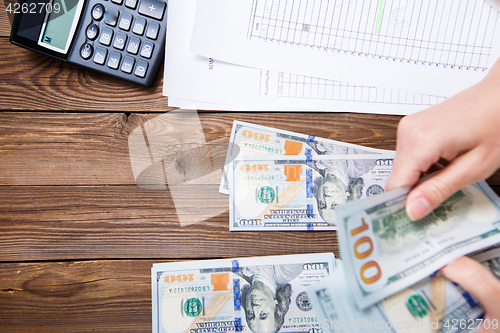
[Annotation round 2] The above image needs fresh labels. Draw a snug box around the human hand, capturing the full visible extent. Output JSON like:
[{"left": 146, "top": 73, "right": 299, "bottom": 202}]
[
  {"left": 385, "top": 58, "right": 500, "bottom": 220},
  {"left": 440, "top": 256, "right": 500, "bottom": 333}
]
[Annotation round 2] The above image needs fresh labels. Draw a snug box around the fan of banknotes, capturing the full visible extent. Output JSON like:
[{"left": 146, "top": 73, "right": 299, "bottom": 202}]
[
  {"left": 152, "top": 121, "right": 500, "bottom": 333},
  {"left": 221, "top": 121, "right": 396, "bottom": 231},
  {"left": 308, "top": 247, "right": 500, "bottom": 333}
]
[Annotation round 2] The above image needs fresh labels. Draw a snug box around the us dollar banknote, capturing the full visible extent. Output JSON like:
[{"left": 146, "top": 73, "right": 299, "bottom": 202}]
[
  {"left": 220, "top": 121, "right": 391, "bottom": 194},
  {"left": 307, "top": 250, "right": 500, "bottom": 333},
  {"left": 151, "top": 253, "right": 335, "bottom": 333},
  {"left": 229, "top": 154, "right": 395, "bottom": 231},
  {"left": 335, "top": 181, "right": 500, "bottom": 309}
]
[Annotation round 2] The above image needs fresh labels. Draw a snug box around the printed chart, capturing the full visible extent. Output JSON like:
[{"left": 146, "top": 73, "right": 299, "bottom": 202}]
[
  {"left": 248, "top": 0, "right": 498, "bottom": 71},
  {"left": 276, "top": 72, "right": 446, "bottom": 106}
]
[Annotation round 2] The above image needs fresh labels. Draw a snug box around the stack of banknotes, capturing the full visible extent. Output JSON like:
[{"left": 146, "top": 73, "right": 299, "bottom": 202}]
[
  {"left": 220, "top": 121, "right": 396, "bottom": 231},
  {"left": 152, "top": 121, "right": 500, "bottom": 333}
]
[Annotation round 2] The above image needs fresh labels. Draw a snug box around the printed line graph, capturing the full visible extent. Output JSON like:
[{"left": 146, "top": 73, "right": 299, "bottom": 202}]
[
  {"left": 275, "top": 72, "right": 446, "bottom": 105},
  {"left": 248, "top": 0, "right": 498, "bottom": 71}
]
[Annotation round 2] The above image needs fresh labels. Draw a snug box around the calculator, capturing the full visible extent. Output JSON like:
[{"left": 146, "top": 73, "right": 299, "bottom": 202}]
[{"left": 10, "top": 0, "right": 167, "bottom": 86}]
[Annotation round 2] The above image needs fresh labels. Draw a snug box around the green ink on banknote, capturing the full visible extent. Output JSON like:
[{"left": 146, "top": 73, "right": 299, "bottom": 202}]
[
  {"left": 407, "top": 295, "right": 429, "bottom": 317},
  {"left": 184, "top": 297, "right": 203, "bottom": 317},
  {"left": 258, "top": 186, "right": 276, "bottom": 204}
]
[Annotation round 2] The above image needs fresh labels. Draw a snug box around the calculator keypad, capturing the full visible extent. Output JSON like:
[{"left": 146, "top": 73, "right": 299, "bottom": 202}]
[{"left": 75, "top": 0, "right": 166, "bottom": 85}]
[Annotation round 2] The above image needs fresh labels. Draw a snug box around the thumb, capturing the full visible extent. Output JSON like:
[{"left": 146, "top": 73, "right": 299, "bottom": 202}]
[
  {"left": 440, "top": 256, "right": 500, "bottom": 315},
  {"left": 404, "top": 148, "right": 491, "bottom": 220}
]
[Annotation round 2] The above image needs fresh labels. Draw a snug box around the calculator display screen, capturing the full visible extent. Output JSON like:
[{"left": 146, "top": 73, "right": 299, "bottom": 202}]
[{"left": 38, "top": 0, "right": 85, "bottom": 54}]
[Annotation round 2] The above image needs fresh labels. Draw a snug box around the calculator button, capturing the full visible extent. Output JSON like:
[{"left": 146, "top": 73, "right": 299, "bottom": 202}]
[
  {"left": 113, "top": 32, "right": 127, "bottom": 50},
  {"left": 127, "top": 37, "right": 141, "bottom": 54},
  {"left": 80, "top": 43, "right": 93, "bottom": 59},
  {"left": 104, "top": 8, "right": 119, "bottom": 27},
  {"left": 86, "top": 24, "right": 99, "bottom": 40},
  {"left": 121, "top": 56, "right": 135, "bottom": 73},
  {"left": 134, "top": 60, "right": 148, "bottom": 78},
  {"left": 93, "top": 47, "right": 108, "bottom": 65},
  {"left": 140, "top": 41, "right": 154, "bottom": 59},
  {"left": 119, "top": 13, "right": 133, "bottom": 31},
  {"left": 146, "top": 21, "right": 160, "bottom": 40},
  {"left": 99, "top": 27, "right": 113, "bottom": 46},
  {"left": 138, "top": 0, "right": 165, "bottom": 20},
  {"left": 92, "top": 4, "right": 104, "bottom": 20},
  {"left": 132, "top": 17, "right": 146, "bottom": 35},
  {"left": 111, "top": 0, "right": 123, "bottom": 4},
  {"left": 107, "top": 52, "right": 121, "bottom": 69},
  {"left": 125, "top": 0, "right": 137, "bottom": 9}
]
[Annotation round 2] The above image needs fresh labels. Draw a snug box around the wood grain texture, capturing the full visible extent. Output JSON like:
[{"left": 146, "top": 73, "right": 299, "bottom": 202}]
[
  {"left": 0, "top": 37, "right": 173, "bottom": 111},
  {"left": 0, "top": 260, "right": 157, "bottom": 332},
  {"left": 0, "top": 185, "right": 339, "bottom": 261},
  {"left": 0, "top": 112, "right": 401, "bottom": 185},
  {"left": 0, "top": 0, "right": 13, "bottom": 37}
]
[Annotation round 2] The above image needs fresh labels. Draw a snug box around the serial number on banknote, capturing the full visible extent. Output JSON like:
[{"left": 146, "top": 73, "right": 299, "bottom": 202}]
[{"left": 168, "top": 286, "right": 211, "bottom": 293}]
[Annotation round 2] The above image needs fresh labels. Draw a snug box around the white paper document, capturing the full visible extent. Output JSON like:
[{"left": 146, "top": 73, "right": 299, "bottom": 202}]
[
  {"left": 190, "top": 0, "right": 500, "bottom": 96},
  {"left": 164, "top": 0, "right": 447, "bottom": 114}
]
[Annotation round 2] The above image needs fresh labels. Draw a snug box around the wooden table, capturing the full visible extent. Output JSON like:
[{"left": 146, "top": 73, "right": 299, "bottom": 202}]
[{"left": 1, "top": 7, "right": 499, "bottom": 333}]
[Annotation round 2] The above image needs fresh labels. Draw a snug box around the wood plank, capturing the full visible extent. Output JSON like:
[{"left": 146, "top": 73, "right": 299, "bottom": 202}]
[
  {"left": 0, "top": 112, "right": 399, "bottom": 185},
  {"left": 0, "top": 185, "right": 340, "bottom": 261},
  {"left": 0, "top": 112, "right": 137, "bottom": 185},
  {"left": 2, "top": 182, "right": 500, "bottom": 262},
  {"left": 2, "top": 111, "right": 500, "bottom": 184},
  {"left": 0, "top": 38, "right": 173, "bottom": 111},
  {"left": 0, "top": 260, "right": 156, "bottom": 332}
]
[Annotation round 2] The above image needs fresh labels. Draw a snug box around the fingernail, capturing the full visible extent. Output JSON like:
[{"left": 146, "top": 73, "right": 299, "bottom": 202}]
[
  {"left": 407, "top": 197, "right": 432, "bottom": 221},
  {"left": 439, "top": 263, "right": 452, "bottom": 276}
]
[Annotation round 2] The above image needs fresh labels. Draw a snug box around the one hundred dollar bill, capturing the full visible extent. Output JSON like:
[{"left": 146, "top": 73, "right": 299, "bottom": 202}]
[
  {"left": 151, "top": 253, "right": 335, "bottom": 333},
  {"left": 229, "top": 154, "right": 395, "bottom": 231},
  {"left": 336, "top": 181, "right": 500, "bottom": 309},
  {"left": 307, "top": 252, "right": 500, "bottom": 333},
  {"left": 220, "top": 121, "right": 391, "bottom": 194}
]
